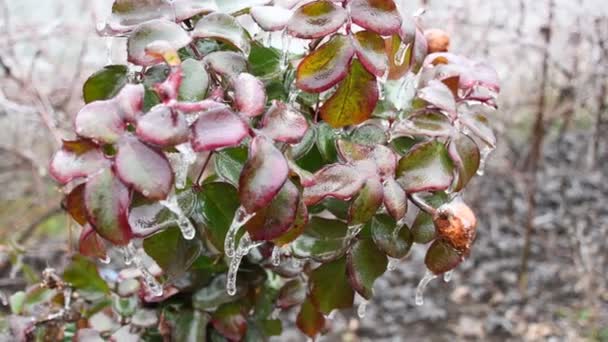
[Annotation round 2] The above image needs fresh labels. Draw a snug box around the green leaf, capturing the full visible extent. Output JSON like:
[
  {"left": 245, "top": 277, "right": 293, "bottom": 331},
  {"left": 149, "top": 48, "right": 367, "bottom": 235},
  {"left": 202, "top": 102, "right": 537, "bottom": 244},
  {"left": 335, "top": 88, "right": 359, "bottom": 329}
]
[
  {"left": 143, "top": 226, "right": 202, "bottom": 280},
  {"left": 396, "top": 140, "right": 454, "bottom": 193},
  {"left": 291, "top": 217, "right": 349, "bottom": 262},
  {"left": 425, "top": 239, "right": 462, "bottom": 274},
  {"left": 353, "top": 30, "right": 388, "bottom": 76},
  {"left": 315, "top": 122, "right": 339, "bottom": 163},
  {"left": 310, "top": 257, "right": 354, "bottom": 314},
  {"left": 127, "top": 19, "right": 192, "bottom": 66},
  {"left": 196, "top": 182, "right": 240, "bottom": 253},
  {"left": 192, "top": 13, "right": 251, "bottom": 55},
  {"left": 83, "top": 65, "right": 128, "bottom": 104},
  {"left": 248, "top": 42, "right": 281, "bottom": 77},
  {"left": 179, "top": 58, "right": 209, "bottom": 102},
  {"left": 370, "top": 214, "right": 412, "bottom": 258},
  {"left": 320, "top": 59, "right": 379, "bottom": 128},
  {"left": 347, "top": 238, "right": 387, "bottom": 299},
  {"left": 214, "top": 146, "right": 248, "bottom": 186},
  {"left": 448, "top": 133, "right": 480, "bottom": 192},
  {"left": 411, "top": 192, "right": 449, "bottom": 243},
  {"left": 295, "top": 144, "right": 324, "bottom": 173},
  {"left": 211, "top": 302, "right": 247, "bottom": 341},
  {"left": 9, "top": 291, "right": 25, "bottom": 314},
  {"left": 296, "top": 297, "right": 325, "bottom": 339},
  {"left": 63, "top": 255, "right": 110, "bottom": 295}
]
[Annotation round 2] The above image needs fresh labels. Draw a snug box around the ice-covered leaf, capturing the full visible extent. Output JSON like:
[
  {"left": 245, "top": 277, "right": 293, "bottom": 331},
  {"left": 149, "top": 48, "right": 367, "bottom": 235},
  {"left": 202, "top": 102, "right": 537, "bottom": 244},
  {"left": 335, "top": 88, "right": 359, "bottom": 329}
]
[
  {"left": 136, "top": 105, "right": 189, "bottom": 147},
  {"left": 382, "top": 178, "right": 407, "bottom": 220},
  {"left": 396, "top": 140, "right": 454, "bottom": 193},
  {"left": 370, "top": 144, "right": 398, "bottom": 178},
  {"left": 109, "top": 0, "right": 217, "bottom": 28},
  {"left": 211, "top": 302, "right": 247, "bottom": 341},
  {"left": 320, "top": 59, "right": 379, "bottom": 128},
  {"left": 350, "top": 0, "right": 401, "bottom": 36},
  {"left": 418, "top": 80, "right": 456, "bottom": 115},
  {"left": 49, "top": 140, "right": 109, "bottom": 184},
  {"left": 115, "top": 134, "right": 173, "bottom": 200},
  {"left": 347, "top": 238, "right": 387, "bottom": 299},
  {"left": 291, "top": 123, "right": 317, "bottom": 159},
  {"left": 349, "top": 178, "right": 383, "bottom": 225},
  {"left": 391, "top": 112, "right": 455, "bottom": 140},
  {"left": 370, "top": 214, "right": 412, "bottom": 258},
  {"left": 65, "top": 184, "right": 88, "bottom": 225},
  {"left": 251, "top": 6, "right": 293, "bottom": 31},
  {"left": 127, "top": 19, "right": 191, "bottom": 66},
  {"left": 411, "top": 192, "right": 448, "bottom": 243},
  {"left": 287, "top": 0, "right": 347, "bottom": 39},
  {"left": 143, "top": 226, "right": 202, "bottom": 279},
  {"left": 78, "top": 224, "right": 108, "bottom": 260},
  {"left": 296, "top": 34, "right": 354, "bottom": 93},
  {"left": 196, "top": 182, "right": 240, "bottom": 254},
  {"left": 214, "top": 146, "right": 247, "bottom": 186},
  {"left": 425, "top": 239, "right": 462, "bottom": 274},
  {"left": 239, "top": 136, "right": 288, "bottom": 213},
  {"left": 245, "top": 179, "right": 299, "bottom": 241},
  {"left": 190, "top": 107, "right": 249, "bottom": 151},
  {"left": 74, "top": 100, "right": 125, "bottom": 144},
  {"left": 386, "top": 35, "right": 410, "bottom": 80},
  {"left": 179, "top": 58, "right": 209, "bottom": 102},
  {"left": 315, "top": 122, "right": 339, "bottom": 162},
  {"left": 448, "top": 134, "right": 480, "bottom": 192},
  {"left": 234, "top": 73, "right": 266, "bottom": 117},
  {"left": 458, "top": 103, "right": 496, "bottom": 148},
  {"left": 292, "top": 217, "right": 349, "bottom": 262},
  {"left": 260, "top": 101, "right": 308, "bottom": 143},
  {"left": 115, "top": 84, "right": 145, "bottom": 122},
  {"left": 192, "top": 13, "right": 251, "bottom": 55},
  {"left": 83, "top": 65, "right": 128, "bottom": 104},
  {"left": 273, "top": 198, "right": 309, "bottom": 246},
  {"left": 422, "top": 52, "right": 500, "bottom": 92},
  {"left": 203, "top": 51, "right": 249, "bottom": 80},
  {"left": 310, "top": 257, "right": 354, "bottom": 314},
  {"left": 296, "top": 297, "right": 325, "bottom": 339},
  {"left": 277, "top": 278, "right": 306, "bottom": 309},
  {"left": 63, "top": 255, "right": 111, "bottom": 295},
  {"left": 303, "top": 164, "right": 365, "bottom": 205},
  {"left": 353, "top": 30, "right": 388, "bottom": 77},
  {"left": 216, "top": 0, "right": 270, "bottom": 14},
  {"left": 351, "top": 121, "right": 388, "bottom": 146},
  {"left": 84, "top": 167, "right": 132, "bottom": 245},
  {"left": 336, "top": 139, "right": 373, "bottom": 162}
]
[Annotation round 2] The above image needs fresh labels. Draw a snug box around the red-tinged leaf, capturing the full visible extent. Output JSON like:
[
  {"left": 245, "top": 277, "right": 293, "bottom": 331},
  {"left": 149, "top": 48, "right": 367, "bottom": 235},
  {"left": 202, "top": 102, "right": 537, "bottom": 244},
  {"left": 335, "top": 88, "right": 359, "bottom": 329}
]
[
  {"left": 382, "top": 177, "right": 406, "bottom": 220},
  {"left": 296, "top": 34, "right": 354, "bottom": 93},
  {"left": 115, "top": 135, "right": 173, "bottom": 200},
  {"left": 310, "top": 257, "right": 354, "bottom": 314},
  {"left": 296, "top": 297, "right": 325, "bottom": 339},
  {"left": 418, "top": 80, "right": 456, "bottom": 115},
  {"left": 127, "top": 19, "right": 191, "bottom": 66},
  {"left": 173, "top": 99, "right": 226, "bottom": 114},
  {"left": 136, "top": 105, "right": 189, "bottom": 147},
  {"left": 191, "top": 107, "right": 249, "bottom": 151},
  {"left": 49, "top": 141, "right": 110, "bottom": 184},
  {"left": 245, "top": 179, "right": 299, "bottom": 241},
  {"left": 192, "top": 13, "right": 251, "bottom": 55},
  {"left": 425, "top": 239, "right": 462, "bottom": 274},
  {"left": 319, "top": 59, "right": 379, "bottom": 128},
  {"left": 422, "top": 53, "right": 500, "bottom": 92},
  {"left": 348, "top": 178, "right": 384, "bottom": 225},
  {"left": 370, "top": 144, "right": 397, "bottom": 179},
  {"left": 109, "top": 0, "right": 217, "bottom": 29},
  {"left": 350, "top": 0, "right": 401, "bottom": 36},
  {"left": 260, "top": 101, "right": 309, "bottom": 143},
  {"left": 347, "top": 238, "right": 387, "bottom": 299},
  {"left": 396, "top": 140, "right": 454, "bottom": 193},
  {"left": 65, "top": 184, "right": 87, "bottom": 225},
  {"left": 239, "top": 136, "right": 289, "bottom": 213},
  {"left": 336, "top": 139, "right": 373, "bottom": 163},
  {"left": 411, "top": 28, "right": 428, "bottom": 72},
  {"left": 303, "top": 164, "right": 365, "bottom": 206},
  {"left": 79, "top": 224, "right": 107, "bottom": 259},
  {"left": 203, "top": 51, "right": 249, "bottom": 81},
  {"left": 277, "top": 278, "right": 306, "bottom": 309},
  {"left": 390, "top": 112, "right": 456, "bottom": 139},
  {"left": 448, "top": 134, "right": 480, "bottom": 192},
  {"left": 353, "top": 30, "right": 388, "bottom": 76},
  {"left": 273, "top": 198, "right": 309, "bottom": 246},
  {"left": 84, "top": 167, "right": 132, "bottom": 245},
  {"left": 458, "top": 103, "right": 496, "bottom": 148},
  {"left": 234, "top": 73, "right": 266, "bottom": 117},
  {"left": 115, "top": 84, "right": 145, "bottom": 122},
  {"left": 287, "top": 0, "right": 347, "bottom": 39},
  {"left": 370, "top": 214, "right": 412, "bottom": 258},
  {"left": 250, "top": 6, "right": 293, "bottom": 31},
  {"left": 211, "top": 302, "right": 247, "bottom": 341},
  {"left": 291, "top": 217, "right": 349, "bottom": 262},
  {"left": 385, "top": 34, "right": 410, "bottom": 80},
  {"left": 74, "top": 100, "right": 125, "bottom": 144}
]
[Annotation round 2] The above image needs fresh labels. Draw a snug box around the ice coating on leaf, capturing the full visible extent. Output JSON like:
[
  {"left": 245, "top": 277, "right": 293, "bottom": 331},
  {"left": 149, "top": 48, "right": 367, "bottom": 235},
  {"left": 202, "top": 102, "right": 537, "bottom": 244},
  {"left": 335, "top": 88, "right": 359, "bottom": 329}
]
[
  {"left": 260, "top": 101, "right": 309, "bottom": 143},
  {"left": 382, "top": 178, "right": 407, "bottom": 220},
  {"left": 296, "top": 34, "right": 355, "bottom": 93},
  {"left": 347, "top": 238, "right": 388, "bottom": 299},
  {"left": 234, "top": 73, "right": 266, "bottom": 117},
  {"left": 179, "top": 58, "right": 209, "bottom": 102},
  {"left": 203, "top": 51, "right": 249, "bottom": 81},
  {"left": 115, "top": 134, "right": 174, "bottom": 200},
  {"left": 418, "top": 80, "right": 457, "bottom": 116},
  {"left": 127, "top": 19, "right": 191, "bottom": 66},
  {"left": 303, "top": 164, "right": 365, "bottom": 206},
  {"left": 65, "top": 184, "right": 88, "bottom": 225},
  {"left": 78, "top": 224, "right": 108, "bottom": 259},
  {"left": 136, "top": 105, "right": 189, "bottom": 147},
  {"left": 348, "top": 178, "right": 384, "bottom": 225},
  {"left": 370, "top": 214, "right": 412, "bottom": 258},
  {"left": 84, "top": 167, "right": 132, "bottom": 246},
  {"left": 192, "top": 13, "right": 251, "bottom": 55},
  {"left": 415, "top": 269, "right": 437, "bottom": 306},
  {"left": 74, "top": 101, "right": 125, "bottom": 144},
  {"left": 239, "top": 136, "right": 289, "bottom": 213},
  {"left": 152, "top": 63, "right": 183, "bottom": 100},
  {"left": 287, "top": 0, "right": 347, "bottom": 39},
  {"left": 273, "top": 197, "right": 309, "bottom": 246},
  {"left": 350, "top": 0, "right": 402, "bottom": 36},
  {"left": 370, "top": 144, "right": 397, "bottom": 179},
  {"left": 391, "top": 112, "right": 456, "bottom": 139},
  {"left": 458, "top": 102, "right": 497, "bottom": 148},
  {"left": 245, "top": 179, "right": 299, "bottom": 241},
  {"left": 424, "top": 239, "right": 462, "bottom": 275},
  {"left": 353, "top": 30, "right": 388, "bottom": 77},
  {"left": 422, "top": 52, "right": 500, "bottom": 92},
  {"left": 336, "top": 139, "right": 373, "bottom": 162},
  {"left": 49, "top": 141, "right": 109, "bottom": 184},
  {"left": 250, "top": 6, "right": 293, "bottom": 31},
  {"left": 115, "top": 84, "right": 145, "bottom": 122},
  {"left": 109, "top": 0, "right": 217, "bottom": 30},
  {"left": 396, "top": 140, "right": 454, "bottom": 193},
  {"left": 191, "top": 107, "right": 249, "bottom": 151},
  {"left": 448, "top": 133, "right": 480, "bottom": 192}
]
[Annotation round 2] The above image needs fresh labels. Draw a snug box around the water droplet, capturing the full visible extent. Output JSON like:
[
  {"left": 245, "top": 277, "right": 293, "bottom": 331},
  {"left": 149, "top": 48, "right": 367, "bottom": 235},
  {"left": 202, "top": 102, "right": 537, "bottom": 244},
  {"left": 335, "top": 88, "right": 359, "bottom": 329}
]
[
  {"left": 415, "top": 269, "right": 437, "bottom": 306},
  {"left": 122, "top": 243, "right": 163, "bottom": 297},
  {"left": 476, "top": 145, "right": 494, "bottom": 176},
  {"left": 443, "top": 270, "right": 453, "bottom": 283},
  {"left": 394, "top": 42, "right": 408, "bottom": 66},
  {"left": 271, "top": 246, "right": 282, "bottom": 266},
  {"left": 226, "top": 233, "right": 262, "bottom": 296},
  {"left": 160, "top": 193, "right": 196, "bottom": 240},
  {"left": 224, "top": 206, "right": 256, "bottom": 258},
  {"left": 280, "top": 29, "right": 291, "bottom": 71},
  {"left": 357, "top": 300, "right": 368, "bottom": 318},
  {"left": 99, "top": 255, "right": 111, "bottom": 264}
]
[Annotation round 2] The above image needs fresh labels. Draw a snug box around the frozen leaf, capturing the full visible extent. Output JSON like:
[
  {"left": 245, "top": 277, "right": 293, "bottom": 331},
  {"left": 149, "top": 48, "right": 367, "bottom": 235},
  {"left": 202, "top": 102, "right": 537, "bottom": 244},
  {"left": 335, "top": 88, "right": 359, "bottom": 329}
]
[
  {"left": 411, "top": 192, "right": 448, "bottom": 243},
  {"left": 203, "top": 51, "right": 249, "bottom": 80},
  {"left": 350, "top": 0, "right": 401, "bottom": 36},
  {"left": 370, "top": 144, "right": 398, "bottom": 178},
  {"left": 418, "top": 80, "right": 456, "bottom": 115},
  {"left": 458, "top": 103, "right": 497, "bottom": 148},
  {"left": 386, "top": 35, "right": 410, "bottom": 80},
  {"left": 248, "top": 42, "right": 281, "bottom": 77},
  {"left": 353, "top": 30, "right": 388, "bottom": 77},
  {"left": 179, "top": 58, "right": 209, "bottom": 102},
  {"left": 277, "top": 278, "right": 306, "bottom": 309},
  {"left": 143, "top": 226, "right": 202, "bottom": 279},
  {"left": 78, "top": 224, "right": 108, "bottom": 260},
  {"left": 347, "top": 238, "right": 387, "bottom": 299},
  {"left": 136, "top": 105, "right": 189, "bottom": 147},
  {"left": 196, "top": 182, "right": 240, "bottom": 253},
  {"left": 115, "top": 134, "right": 173, "bottom": 200},
  {"left": 422, "top": 53, "right": 500, "bottom": 92},
  {"left": 310, "top": 257, "right": 354, "bottom": 314},
  {"left": 250, "top": 6, "right": 293, "bottom": 31},
  {"left": 63, "top": 255, "right": 111, "bottom": 295},
  {"left": 215, "top": 0, "right": 270, "bottom": 14},
  {"left": 351, "top": 121, "right": 388, "bottom": 146},
  {"left": 448, "top": 134, "right": 480, "bottom": 192},
  {"left": 214, "top": 146, "right": 248, "bottom": 186},
  {"left": 303, "top": 164, "right": 365, "bottom": 205},
  {"left": 315, "top": 123, "right": 339, "bottom": 162},
  {"left": 65, "top": 184, "right": 88, "bottom": 225},
  {"left": 84, "top": 167, "right": 132, "bottom": 245},
  {"left": 109, "top": 0, "right": 217, "bottom": 28},
  {"left": 239, "top": 136, "right": 288, "bottom": 213},
  {"left": 83, "top": 65, "right": 128, "bottom": 104},
  {"left": 260, "top": 101, "right": 309, "bottom": 143},
  {"left": 336, "top": 139, "right": 373, "bottom": 162},
  {"left": 425, "top": 239, "right": 462, "bottom": 274},
  {"left": 349, "top": 178, "right": 383, "bottom": 225},
  {"left": 211, "top": 302, "right": 247, "bottom": 341},
  {"left": 273, "top": 198, "right": 309, "bottom": 246},
  {"left": 296, "top": 34, "right": 354, "bottom": 92},
  {"left": 370, "top": 214, "right": 412, "bottom": 258},
  {"left": 292, "top": 217, "right": 349, "bottom": 262},
  {"left": 115, "top": 84, "right": 145, "bottom": 122},
  {"left": 396, "top": 140, "right": 454, "bottom": 193},
  {"left": 382, "top": 178, "right": 407, "bottom": 220},
  {"left": 192, "top": 13, "right": 251, "bottom": 55},
  {"left": 320, "top": 59, "right": 379, "bottom": 128},
  {"left": 291, "top": 124, "right": 317, "bottom": 159},
  {"left": 193, "top": 275, "right": 236, "bottom": 310},
  {"left": 245, "top": 179, "right": 299, "bottom": 241},
  {"left": 49, "top": 140, "right": 109, "bottom": 184},
  {"left": 74, "top": 100, "right": 125, "bottom": 144},
  {"left": 234, "top": 73, "right": 266, "bottom": 117},
  {"left": 391, "top": 112, "right": 456, "bottom": 139},
  {"left": 127, "top": 19, "right": 191, "bottom": 66},
  {"left": 287, "top": 0, "right": 347, "bottom": 39},
  {"left": 190, "top": 107, "right": 249, "bottom": 151},
  {"left": 296, "top": 297, "right": 325, "bottom": 339}
]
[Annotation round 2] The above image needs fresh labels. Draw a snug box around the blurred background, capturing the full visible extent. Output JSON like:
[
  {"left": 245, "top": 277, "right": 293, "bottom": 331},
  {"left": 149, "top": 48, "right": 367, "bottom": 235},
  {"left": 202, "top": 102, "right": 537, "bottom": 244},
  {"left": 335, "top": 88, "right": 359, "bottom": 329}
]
[{"left": 0, "top": 0, "right": 606, "bottom": 340}]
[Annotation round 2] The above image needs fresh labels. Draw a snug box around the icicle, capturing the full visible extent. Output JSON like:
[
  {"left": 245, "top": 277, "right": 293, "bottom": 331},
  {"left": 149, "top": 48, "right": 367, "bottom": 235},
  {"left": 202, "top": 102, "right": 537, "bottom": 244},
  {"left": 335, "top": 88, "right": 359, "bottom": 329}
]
[
  {"left": 279, "top": 29, "right": 291, "bottom": 71},
  {"left": 394, "top": 42, "right": 408, "bottom": 66},
  {"left": 105, "top": 37, "right": 113, "bottom": 65},
  {"left": 224, "top": 206, "right": 256, "bottom": 258},
  {"left": 167, "top": 143, "right": 197, "bottom": 190},
  {"left": 357, "top": 300, "right": 368, "bottom": 318},
  {"left": 99, "top": 255, "right": 111, "bottom": 264},
  {"left": 271, "top": 246, "right": 282, "bottom": 266},
  {"left": 122, "top": 243, "right": 163, "bottom": 297},
  {"left": 415, "top": 269, "right": 437, "bottom": 306},
  {"left": 264, "top": 31, "right": 273, "bottom": 47},
  {"left": 166, "top": 0, "right": 176, "bottom": 22},
  {"left": 443, "top": 270, "right": 453, "bottom": 283},
  {"left": 160, "top": 193, "right": 196, "bottom": 240},
  {"left": 476, "top": 145, "right": 494, "bottom": 176},
  {"left": 121, "top": 242, "right": 137, "bottom": 266},
  {"left": 226, "top": 233, "right": 262, "bottom": 296}
]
